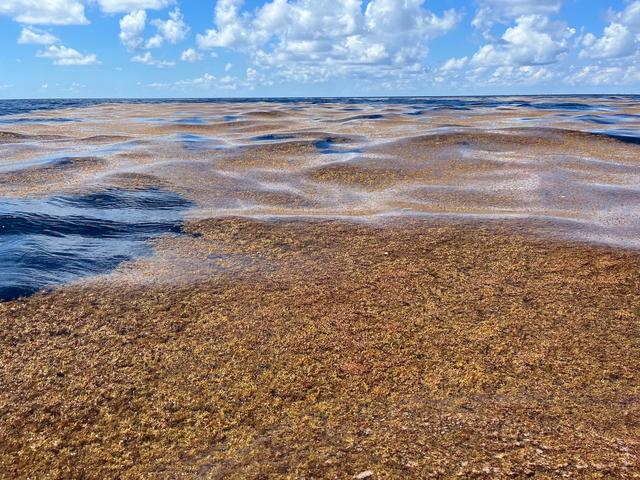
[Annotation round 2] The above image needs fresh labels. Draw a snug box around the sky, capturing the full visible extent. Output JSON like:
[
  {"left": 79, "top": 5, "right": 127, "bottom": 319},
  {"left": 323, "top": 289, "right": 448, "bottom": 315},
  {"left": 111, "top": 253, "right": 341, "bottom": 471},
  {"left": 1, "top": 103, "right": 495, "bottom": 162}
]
[{"left": 0, "top": 0, "right": 639, "bottom": 98}]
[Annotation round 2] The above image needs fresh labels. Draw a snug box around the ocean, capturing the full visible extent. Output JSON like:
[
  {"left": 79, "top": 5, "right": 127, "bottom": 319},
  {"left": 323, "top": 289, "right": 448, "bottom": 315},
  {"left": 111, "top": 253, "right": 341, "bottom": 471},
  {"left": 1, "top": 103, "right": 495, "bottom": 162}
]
[{"left": 2, "top": 95, "right": 640, "bottom": 300}]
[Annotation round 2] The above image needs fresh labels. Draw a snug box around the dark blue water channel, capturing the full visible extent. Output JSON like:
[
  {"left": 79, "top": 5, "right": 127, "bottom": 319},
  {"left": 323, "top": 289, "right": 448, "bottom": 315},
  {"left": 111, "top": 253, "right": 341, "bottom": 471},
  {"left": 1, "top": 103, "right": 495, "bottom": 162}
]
[{"left": 0, "top": 188, "right": 191, "bottom": 302}]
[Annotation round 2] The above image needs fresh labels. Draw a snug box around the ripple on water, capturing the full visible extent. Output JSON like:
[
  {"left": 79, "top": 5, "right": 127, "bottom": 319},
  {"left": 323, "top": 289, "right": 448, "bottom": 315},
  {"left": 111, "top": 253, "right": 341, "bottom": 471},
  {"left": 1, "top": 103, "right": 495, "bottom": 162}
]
[
  {"left": 0, "top": 188, "right": 191, "bottom": 301},
  {"left": 314, "top": 139, "right": 363, "bottom": 155},
  {"left": 595, "top": 129, "right": 640, "bottom": 145},
  {"left": 0, "top": 117, "right": 79, "bottom": 125},
  {"left": 252, "top": 133, "right": 296, "bottom": 141},
  {"left": 173, "top": 117, "right": 207, "bottom": 125},
  {"left": 177, "top": 133, "right": 226, "bottom": 152}
]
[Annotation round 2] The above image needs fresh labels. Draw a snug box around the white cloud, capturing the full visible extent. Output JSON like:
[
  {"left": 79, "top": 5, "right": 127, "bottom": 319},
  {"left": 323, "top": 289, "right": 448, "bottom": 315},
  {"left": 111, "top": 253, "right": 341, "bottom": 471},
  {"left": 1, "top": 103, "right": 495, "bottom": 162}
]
[
  {"left": 579, "top": 2, "right": 640, "bottom": 59},
  {"left": 566, "top": 65, "right": 640, "bottom": 86},
  {"left": 151, "top": 7, "right": 188, "bottom": 44},
  {"left": 472, "top": 0, "right": 561, "bottom": 37},
  {"left": 150, "top": 72, "right": 216, "bottom": 89},
  {"left": 180, "top": 48, "right": 202, "bottom": 62},
  {"left": 177, "top": 73, "right": 216, "bottom": 88},
  {"left": 145, "top": 34, "right": 164, "bottom": 48},
  {"left": 438, "top": 61, "right": 556, "bottom": 88},
  {"left": 246, "top": 67, "right": 258, "bottom": 81},
  {"left": 196, "top": 0, "right": 460, "bottom": 81},
  {"left": 224, "top": 62, "right": 233, "bottom": 72},
  {"left": 37, "top": 45, "right": 99, "bottom": 65},
  {"left": 581, "top": 33, "right": 596, "bottom": 48},
  {"left": 120, "top": 7, "right": 188, "bottom": 51},
  {"left": 119, "top": 9, "right": 147, "bottom": 50},
  {"left": 433, "top": 4, "right": 575, "bottom": 89},
  {"left": 475, "top": 0, "right": 561, "bottom": 18},
  {"left": 471, "top": 15, "right": 574, "bottom": 67},
  {"left": 149, "top": 69, "right": 267, "bottom": 91},
  {"left": 0, "top": 0, "right": 87, "bottom": 25},
  {"left": 196, "top": 0, "right": 263, "bottom": 50},
  {"left": 131, "top": 51, "right": 175, "bottom": 67},
  {"left": 18, "top": 27, "right": 58, "bottom": 45},
  {"left": 622, "top": 1, "right": 640, "bottom": 31},
  {"left": 440, "top": 56, "right": 468, "bottom": 72},
  {"left": 97, "top": 0, "right": 173, "bottom": 14},
  {"left": 219, "top": 75, "right": 239, "bottom": 89},
  {"left": 580, "top": 23, "right": 635, "bottom": 59},
  {"left": 487, "top": 65, "right": 554, "bottom": 84}
]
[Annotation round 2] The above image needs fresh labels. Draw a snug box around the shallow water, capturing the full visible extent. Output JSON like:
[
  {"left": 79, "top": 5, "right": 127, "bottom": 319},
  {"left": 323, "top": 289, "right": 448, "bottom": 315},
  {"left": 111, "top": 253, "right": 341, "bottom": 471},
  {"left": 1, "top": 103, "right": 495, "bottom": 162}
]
[{"left": 2, "top": 95, "right": 640, "bottom": 299}]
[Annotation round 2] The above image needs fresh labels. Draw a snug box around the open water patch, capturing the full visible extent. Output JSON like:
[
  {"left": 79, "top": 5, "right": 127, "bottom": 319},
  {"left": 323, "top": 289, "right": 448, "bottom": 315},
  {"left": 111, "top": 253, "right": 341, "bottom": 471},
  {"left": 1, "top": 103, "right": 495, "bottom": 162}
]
[
  {"left": 340, "top": 114, "right": 385, "bottom": 122},
  {"left": 0, "top": 117, "right": 79, "bottom": 125},
  {"left": 594, "top": 129, "right": 640, "bottom": 145},
  {"left": 252, "top": 133, "right": 296, "bottom": 142},
  {"left": 177, "top": 133, "right": 226, "bottom": 152},
  {"left": 173, "top": 117, "right": 207, "bottom": 125},
  {"left": 314, "top": 139, "right": 363, "bottom": 155},
  {"left": 0, "top": 188, "right": 191, "bottom": 301}
]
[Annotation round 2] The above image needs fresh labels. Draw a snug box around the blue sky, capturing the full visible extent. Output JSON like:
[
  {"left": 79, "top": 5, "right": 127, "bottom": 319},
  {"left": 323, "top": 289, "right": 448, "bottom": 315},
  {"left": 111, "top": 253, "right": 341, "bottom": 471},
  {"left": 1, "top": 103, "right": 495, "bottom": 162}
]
[{"left": 0, "top": 0, "right": 638, "bottom": 98}]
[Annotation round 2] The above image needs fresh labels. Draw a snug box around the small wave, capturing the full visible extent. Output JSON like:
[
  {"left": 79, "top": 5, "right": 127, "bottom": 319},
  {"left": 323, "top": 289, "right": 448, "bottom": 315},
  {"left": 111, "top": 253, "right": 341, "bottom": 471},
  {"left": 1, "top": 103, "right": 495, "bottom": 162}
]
[
  {"left": 0, "top": 188, "right": 191, "bottom": 301},
  {"left": 314, "top": 138, "right": 362, "bottom": 155},
  {"left": 594, "top": 130, "right": 640, "bottom": 145}
]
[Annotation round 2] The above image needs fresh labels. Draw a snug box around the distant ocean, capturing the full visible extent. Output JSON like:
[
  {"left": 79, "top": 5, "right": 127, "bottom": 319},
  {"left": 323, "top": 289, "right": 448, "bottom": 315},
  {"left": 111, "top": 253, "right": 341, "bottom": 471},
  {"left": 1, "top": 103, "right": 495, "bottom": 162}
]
[
  {"left": 1, "top": 95, "right": 639, "bottom": 117},
  {"left": 3, "top": 94, "right": 640, "bottom": 301}
]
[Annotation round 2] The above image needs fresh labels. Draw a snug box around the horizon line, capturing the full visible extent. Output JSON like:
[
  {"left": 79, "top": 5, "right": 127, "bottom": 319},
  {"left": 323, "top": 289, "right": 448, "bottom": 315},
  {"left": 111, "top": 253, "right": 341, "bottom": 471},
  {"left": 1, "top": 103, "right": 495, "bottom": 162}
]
[{"left": 1, "top": 93, "right": 640, "bottom": 102}]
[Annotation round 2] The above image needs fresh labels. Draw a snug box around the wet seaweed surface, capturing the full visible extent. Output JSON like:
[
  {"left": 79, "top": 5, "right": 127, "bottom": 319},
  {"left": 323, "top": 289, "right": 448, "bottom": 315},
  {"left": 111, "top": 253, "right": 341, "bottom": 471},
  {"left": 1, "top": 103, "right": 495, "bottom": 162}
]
[{"left": 1, "top": 97, "right": 640, "bottom": 479}]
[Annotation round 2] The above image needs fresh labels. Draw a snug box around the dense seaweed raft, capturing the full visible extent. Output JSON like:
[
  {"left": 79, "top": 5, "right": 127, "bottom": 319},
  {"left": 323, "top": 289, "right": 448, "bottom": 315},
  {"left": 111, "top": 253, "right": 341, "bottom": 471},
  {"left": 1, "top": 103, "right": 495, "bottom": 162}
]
[{"left": 1, "top": 97, "right": 639, "bottom": 478}]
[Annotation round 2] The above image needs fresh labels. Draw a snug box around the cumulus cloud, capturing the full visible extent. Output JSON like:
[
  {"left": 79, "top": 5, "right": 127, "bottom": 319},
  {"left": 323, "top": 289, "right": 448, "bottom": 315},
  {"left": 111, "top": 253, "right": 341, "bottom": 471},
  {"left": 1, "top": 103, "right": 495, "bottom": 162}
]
[
  {"left": 440, "top": 56, "right": 468, "bottom": 72},
  {"left": 0, "top": 0, "right": 88, "bottom": 25},
  {"left": 476, "top": 0, "right": 561, "bottom": 17},
  {"left": 566, "top": 65, "right": 640, "bottom": 86},
  {"left": 18, "top": 27, "right": 58, "bottom": 45},
  {"left": 119, "top": 7, "right": 188, "bottom": 51},
  {"left": 196, "top": 0, "right": 460, "bottom": 80},
  {"left": 197, "top": 0, "right": 249, "bottom": 50},
  {"left": 131, "top": 51, "right": 175, "bottom": 67},
  {"left": 37, "top": 45, "right": 99, "bottom": 65},
  {"left": 439, "top": 62, "right": 556, "bottom": 88},
  {"left": 149, "top": 69, "right": 267, "bottom": 91},
  {"left": 175, "top": 72, "right": 217, "bottom": 88},
  {"left": 119, "top": 9, "right": 147, "bottom": 50},
  {"left": 471, "top": 15, "right": 574, "bottom": 67},
  {"left": 487, "top": 65, "right": 554, "bottom": 85},
  {"left": 472, "top": 0, "right": 561, "bottom": 37},
  {"left": 145, "top": 34, "right": 164, "bottom": 48},
  {"left": 580, "top": 23, "right": 635, "bottom": 59},
  {"left": 579, "top": 2, "right": 640, "bottom": 59},
  {"left": 433, "top": 3, "right": 575, "bottom": 89},
  {"left": 151, "top": 7, "right": 189, "bottom": 44},
  {"left": 97, "top": 0, "right": 173, "bottom": 14},
  {"left": 149, "top": 72, "right": 216, "bottom": 89},
  {"left": 180, "top": 48, "right": 202, "bottom": 62},
  {"left": 12, "top": 0, "right": 640, "bottom": 93}
]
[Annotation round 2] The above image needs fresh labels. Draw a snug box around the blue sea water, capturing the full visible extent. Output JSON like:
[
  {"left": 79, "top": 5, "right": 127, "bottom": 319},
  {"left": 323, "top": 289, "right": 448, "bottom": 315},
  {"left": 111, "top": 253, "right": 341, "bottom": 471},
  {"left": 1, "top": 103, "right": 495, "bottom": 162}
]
[
  {"left": 0, "top": 95, "right": 638, "bottom": 118},
  {"left": 2, "top": 95, "right": 640, "bottom": 301},
  {"left": 0, "top": 188, "right": 190, "bottom": 302}
]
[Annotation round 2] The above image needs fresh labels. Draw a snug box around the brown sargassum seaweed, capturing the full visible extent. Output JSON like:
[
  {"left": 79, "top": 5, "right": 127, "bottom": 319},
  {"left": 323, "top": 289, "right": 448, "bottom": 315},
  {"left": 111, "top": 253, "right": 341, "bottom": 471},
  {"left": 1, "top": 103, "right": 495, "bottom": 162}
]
[{"left": 1, "top": 218, "right": 639, "bottom": 479}]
